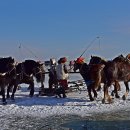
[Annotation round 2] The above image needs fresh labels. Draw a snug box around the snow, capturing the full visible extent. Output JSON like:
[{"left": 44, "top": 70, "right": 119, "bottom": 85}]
[{"left": 0, "top": 74, "right": 130, "bottom": 118}]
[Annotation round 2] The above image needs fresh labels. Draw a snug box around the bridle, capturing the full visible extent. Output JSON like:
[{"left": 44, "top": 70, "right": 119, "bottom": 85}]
[
  {"left": 6, "top": 63, "right": 17, "bottom": 79},
  {"left": 74, "top": 62, "right": 85, "bottom": 73}
]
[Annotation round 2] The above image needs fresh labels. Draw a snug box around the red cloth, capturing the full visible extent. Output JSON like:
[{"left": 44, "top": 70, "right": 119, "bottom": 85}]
[
  {"left": 76, "top": 57, "right": 85, "bottom": 64},
  {"left": 58, "top": 79, "right": 68, "bottom": 90},
  {"left": 60, "top": 57, "right": 67, "bottom": 63}
]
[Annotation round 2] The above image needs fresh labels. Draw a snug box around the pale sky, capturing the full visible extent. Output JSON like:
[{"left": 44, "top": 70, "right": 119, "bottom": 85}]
[{"left": 0, "top": 0, "right": 130, "bottom": 62}]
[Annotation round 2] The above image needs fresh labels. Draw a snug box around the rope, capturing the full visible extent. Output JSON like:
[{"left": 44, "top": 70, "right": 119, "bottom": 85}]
[{"left": 19, "top": 43, "right": 39, "bottom": 60}]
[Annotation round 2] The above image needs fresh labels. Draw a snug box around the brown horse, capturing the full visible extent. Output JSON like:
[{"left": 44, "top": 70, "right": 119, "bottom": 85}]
[
  {"left": 73, "top": 60, "right": 105, "bottom": 101},
  {"left": 89, "top": 55, "right": 121, "bottom": 98},
  {"left": 7, "top": 60, "right": 45, "bottom": 100},
  {"left": 0, "top": 62, "right": 16, "bottom": 104},
  {"left": 103, "top": 54, "right": 130, "bottom": 103}
]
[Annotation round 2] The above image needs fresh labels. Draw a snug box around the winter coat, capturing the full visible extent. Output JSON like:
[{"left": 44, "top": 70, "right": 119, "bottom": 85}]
[{"left": 56, "top": 63, "right": 69, "bottom": 80}]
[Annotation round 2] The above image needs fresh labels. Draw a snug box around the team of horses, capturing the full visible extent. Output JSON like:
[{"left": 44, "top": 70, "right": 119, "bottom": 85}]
[
  {"left": 0, "top": 57, "right": 45, "bottom": 104},
  {"left": 74, "top": 54, "right": 130, "bottom": 104},
  {"left": 0, "top": 54, "right": 130, "bottom": 105}
]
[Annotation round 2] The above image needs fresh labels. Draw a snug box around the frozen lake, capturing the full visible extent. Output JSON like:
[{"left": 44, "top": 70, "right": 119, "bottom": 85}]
[
  {"left": 0, "top": 110, "right": 130, "bottom": 130},
  {"left": 0, "top": 73, "right": 130, "bottom": 130}
]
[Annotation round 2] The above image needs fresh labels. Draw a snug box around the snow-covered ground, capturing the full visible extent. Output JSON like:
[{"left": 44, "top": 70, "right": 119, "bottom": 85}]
[{"left": 0, "top": 73, "right": 130, "bottom": 119}]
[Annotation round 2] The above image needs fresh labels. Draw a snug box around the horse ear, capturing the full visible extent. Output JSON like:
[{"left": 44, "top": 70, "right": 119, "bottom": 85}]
[
  {"left": 74, "top": 60, "right": 77, "bottom": 63},
  {"left": 39, "top": 63, "right": 43, "bottom": 66},
  {"left": 37, "top": 61, "right": 43, "bottom": 66},
  {"left": 120, "top": 54, "right": 124, "bottom": 57},
  {"left": 91, "top": 55, "right": 93, "bottom": 58}
]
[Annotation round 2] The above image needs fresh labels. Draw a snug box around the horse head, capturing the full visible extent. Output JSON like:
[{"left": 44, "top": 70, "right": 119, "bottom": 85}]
[
  {"left": 73, "top": 60, "right": 82, "bottom": 72},
  {"left": 0, "top": 57, "right": 15, "bottom": 73},
  {"left": 113, "top": 54, "right": 125, "bottom": 62},
  {"left": 7, "top": 57, "right": 15, "bottom": 64},
  {"left": 5, "top": 61, "right": 17, "bottom": 79},
  {"left": 34, "top": 61, "right": 45, "bottom": 83},
  {"left": 89, "top": 55, "right": 106, "bottom": 65}
]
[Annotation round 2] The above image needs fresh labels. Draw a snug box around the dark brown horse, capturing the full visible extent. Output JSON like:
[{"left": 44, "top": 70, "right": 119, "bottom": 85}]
[
  {"left": 73, "top": 60, "right": 105, "bottom": 101},
  {"left": 7, "top": 59, "right": 45, "bottom": 100},
  {"left": 0, "top": 57, "right": 15, "bottom": 72},
  {"left": 103, "top": 54, "right": 130, "bottom": 103},
  {"left": 0, "top": 57, "right": 16, "bottom": 104},
  {"left": 89, "top": 55, "right": 121, "bottom": 98}
]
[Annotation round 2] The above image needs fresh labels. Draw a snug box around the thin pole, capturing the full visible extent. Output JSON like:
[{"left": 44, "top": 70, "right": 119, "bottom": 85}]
[{"left": 79, "top": 36, "right": 100, "bottom": 57}]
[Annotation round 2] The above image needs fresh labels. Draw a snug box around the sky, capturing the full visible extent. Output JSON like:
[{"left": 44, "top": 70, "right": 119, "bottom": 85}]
[{"left": 0, "top": 0, "right": 130, "bottom": 62}]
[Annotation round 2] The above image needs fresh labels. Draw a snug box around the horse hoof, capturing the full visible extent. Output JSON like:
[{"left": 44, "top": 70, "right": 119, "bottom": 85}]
[
  {"left": 3, "top": 101, "right": 7, "bottom": 105},
  {"left": 122, "top": 95, "right": 126, "bottom": 100},
  {"left": 6, "top": 95, "right": 10, "bottom": 99},
  {"left": 108, "top": 98, "right": 113, "bottom": 104},
  {"left": 11, "top": 96, "right": 15, "bottom": 101},
  {"left": 90, "top": 98, "right": 94, "bottom": 101},
  {"left": 11, "top": 98, "right": 15, "bottom": 101},
  {"left": 55, "top": 95, "right": 58, "bottom": 98},
  {"left": 63, "top": 94, "right": 67, "bottom": 98},
  {"left": 111, "top": 92, "right": 114, "bottom": 96},
  {"left": 115, "top": 95, "right": 120, "bottom": 98},
  {"left": 102, "top": 99, "right": 105, "bottom": 104},
  {"left": 94, "top": 97, "right": 97, "bottom": 100},
  {"left": 27, "top": 86, "right": 31, "bottom": 90}
]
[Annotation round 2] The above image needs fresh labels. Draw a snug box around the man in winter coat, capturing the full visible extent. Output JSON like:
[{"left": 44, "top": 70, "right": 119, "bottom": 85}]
[{"left": 56, "top": 57, "right": 69, "bottom": 98}]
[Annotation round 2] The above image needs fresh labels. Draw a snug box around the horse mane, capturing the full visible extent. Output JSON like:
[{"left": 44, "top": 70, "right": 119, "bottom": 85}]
[
  {"left": 89, "top": 55, "right": 107, "bottom": 65},
  {"left": 113, "top": 54, "right": 126, "bottom": 62},
  {"left": 16, "top": 60, "right": 45, "bottom": 82}
]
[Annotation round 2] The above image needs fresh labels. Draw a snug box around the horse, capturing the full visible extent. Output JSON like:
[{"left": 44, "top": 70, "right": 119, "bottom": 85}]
[
  {"left": 102, "top": 54, "right": 130, "bottom": 103},
  {"left": 0, "top": 57, "right": 15, "bottom": 72},
  {"left": 73, "top": 60, "right": 105, "bottom": 101},
  {"left": 89, "top": 55, "right": 121, "bottom": 98},
  {"left": 7, "top": 59, "right": 45, "bottom": 100},
  {"left": 0, "top": 57, "right": 16, "bottom": 104}
]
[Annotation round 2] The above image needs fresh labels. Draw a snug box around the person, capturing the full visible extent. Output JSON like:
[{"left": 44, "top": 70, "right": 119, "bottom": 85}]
[
  {"left": 76, "top": 57, "right": 85, "bottom": 64},
  {"left": 56, "top": 57, "right": 69, "bottom": 98},
  {"left": 48, "top": 58, "right": 58, "bottom": 93},
  {"left": 75, "top": 57, "right": 93, "bottom": 85},
  {"left": 69, "top": 60, "right": 74, "bottom": 72}
]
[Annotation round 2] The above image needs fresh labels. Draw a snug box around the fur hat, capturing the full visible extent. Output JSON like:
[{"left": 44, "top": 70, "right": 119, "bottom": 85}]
[
  {"left": 76, "top": 57, "right": 85, "bottom": 64},
  {"left": 60, "top": 57, "right": 67, "bottom": 63}
]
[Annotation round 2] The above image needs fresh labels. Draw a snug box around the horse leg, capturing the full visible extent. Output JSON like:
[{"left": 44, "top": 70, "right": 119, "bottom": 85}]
[
  {"left": 7, "top": 84, "right": 12, "bottom": 99},
  {"left": 24, "top": 77, "right": 35, "bottom": 97},
  {"left": 102, "top": 84, "right": 107, "bottom": 103},
  {"left": 102, "top": 84, "right": 113, "bottom": 104},
  {"left": 87, "top": 85, "right": 94, "bottom": 101},
  {"left": 29, "top": 81, "right": 34, "bottom": 97},
  {"left": 1, "top": 86, "right": 7, "bottom": 105},
  {"left": 11, "top": 84, "right": 17, "bottom": 100},
  {"left": 22, "top": 75, "right": 35, "bottom": 97},
  {"left": 39, "top": 73, "right": 45, "bottom": 90},
  {"left": 117, "top": 81, "right": 121, "bottom": 91},
  {"left": 122, "top": 81, "right": 129, "bottom": 100},
  {"left": 7, "top": 81, "right": 14, "bottom": 98},
  {"left": 111, "top": 81, "right": 120, "bottom": 98},
  {"left": 91, "top": 84, "right": 98, "bottom": 99},
  {"left": 39, "top": 80, "right": 45, "bottom": 95},
  {"left": 92, "top": 88, "right": 97, "bottom": 99},
  {"left": 97, "top": 85, "right": 101, "bottom": 91}
]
